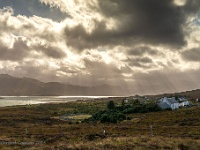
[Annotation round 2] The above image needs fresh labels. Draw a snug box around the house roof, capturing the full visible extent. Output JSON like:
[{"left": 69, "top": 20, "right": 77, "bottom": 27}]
[
  {"left": 167, "top": 98, "right": 178, "bottom": 104},
  {"left": 157, "top": 102, "right": 170, "bottom": 109},
  {"left": 178, "top": 98, "right": 187, "bottom": 101}
]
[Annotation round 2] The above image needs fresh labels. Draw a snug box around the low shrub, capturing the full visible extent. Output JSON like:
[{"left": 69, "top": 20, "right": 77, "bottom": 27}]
[{"left": 85, "top": 101, "right": 160, "bottom": 123}]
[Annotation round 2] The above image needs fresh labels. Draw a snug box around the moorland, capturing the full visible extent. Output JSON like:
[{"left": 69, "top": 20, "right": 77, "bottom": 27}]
[{"left": 0, "top": 97, "right": 200, "bottom": 150}]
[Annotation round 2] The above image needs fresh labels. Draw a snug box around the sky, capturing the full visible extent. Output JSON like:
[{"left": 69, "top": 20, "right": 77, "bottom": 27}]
[{"left": 0, "top": 0, "right": 200, "bottom": 95}]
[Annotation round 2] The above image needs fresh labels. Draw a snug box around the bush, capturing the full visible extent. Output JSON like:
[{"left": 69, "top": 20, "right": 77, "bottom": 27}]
[
  {"left": 122, "top": 107, "right": 135, "bottom": 114},
  {"left": 118, "top": 113, "right": 126, "bottom": 120},
  {"left": 107, "top": 101, "right": 115, "bottom": 110},
  {"left": 100, "top": 114, "right": 110, "bottom": 123},
  {"left": 91, "top": 110, "right": 126, "bottom": 123},
  {"left": 85, "top": 101, "right": 161, "bottom": 123},
  {"left": 109, "top": 117, "right": 118, "bottom": 123}
]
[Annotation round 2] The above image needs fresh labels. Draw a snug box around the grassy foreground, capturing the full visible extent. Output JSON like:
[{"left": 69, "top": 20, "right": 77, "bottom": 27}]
[{"left": 0, "top": 97, "right": 200, "bottom": 150}]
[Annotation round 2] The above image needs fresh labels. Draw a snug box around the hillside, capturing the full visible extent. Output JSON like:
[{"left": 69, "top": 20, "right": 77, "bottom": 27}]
[
  {"left": 179, "top": 89, "right": 200, "bottom": 100},
  {"left": 0, "top": 74, "right": 127, "bottom": 96},
  {"left": 151, "top": 89, "right": 200, "bottom": 101}
]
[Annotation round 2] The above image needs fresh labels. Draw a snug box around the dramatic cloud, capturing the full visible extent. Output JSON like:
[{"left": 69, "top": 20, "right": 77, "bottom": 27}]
[
  {"left": 127, "top": 46, "right": 159, "bottom": 56},
  {"left": 63, "top": 0, "right": 200, "bottom": 51},
  {"left": 0, "top": 37, "right": 29, "bottom": 61},
  {"left": 0, "top": 6, "right": 66, "bottom": 60},
  {"left": 182, "top": 48, "right": 200, "bottom": 62},
  {"left": 126, "top": 57, "right": 153, "bottom": 68},
  {"left": 0, "top": 0, "right": 200, "bottom": 95},
  {"left": 98, "top": 0, "right": 185, "bottom": 46},
  {"left": 32, "top": 44, "right": 66, "bottom": 59}
]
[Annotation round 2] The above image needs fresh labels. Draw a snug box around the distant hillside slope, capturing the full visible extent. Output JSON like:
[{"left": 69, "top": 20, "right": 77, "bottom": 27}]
[
  {"left": 151, "top": 89, "right": 200, "bottom": 100},
  {"left": 179, "top": 89, "right": 200, "bottom": 100},
  {"left": 0, "top": 74, "right": 127, "bottom": 96}
]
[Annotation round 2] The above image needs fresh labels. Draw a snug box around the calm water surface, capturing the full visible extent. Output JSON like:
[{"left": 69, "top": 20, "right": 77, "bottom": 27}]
[{"left": 0, "top": 96, "right": 112, "bottom": 107}]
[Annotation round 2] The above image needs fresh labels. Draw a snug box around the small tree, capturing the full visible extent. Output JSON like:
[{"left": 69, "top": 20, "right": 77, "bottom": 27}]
[
  {"left": 121, "top": 99, "right": 125, "bottom": 107},
  {"left": 133, "top": 99, "right": 140, "bottom": 105},
  {"left": 107, "top": 101, "right": 115, "bottom": 110}
]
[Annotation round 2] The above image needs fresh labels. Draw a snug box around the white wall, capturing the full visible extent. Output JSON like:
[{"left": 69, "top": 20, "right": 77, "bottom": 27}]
[{"left": 171, "top": 103, "right": 179, "bottom": 110}]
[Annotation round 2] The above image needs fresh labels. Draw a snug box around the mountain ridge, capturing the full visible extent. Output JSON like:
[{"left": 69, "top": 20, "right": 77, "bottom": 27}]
[
  {"left": 0, "top": 74, "right": 200, "bottom": 97},
  {"left": 0, "top": 74, "right": 127, "bottom": 96}
]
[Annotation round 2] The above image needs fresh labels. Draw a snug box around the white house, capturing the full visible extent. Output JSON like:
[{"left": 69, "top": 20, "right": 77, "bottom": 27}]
[
  {"left": 178, "top": 97, "right": 187, "bottom": 102},
  {"left": 179, "top": 101, "right": 190, "bottom": 107},
  {"left": 158, "top": 97, "right": 179, "bottom": 110}
]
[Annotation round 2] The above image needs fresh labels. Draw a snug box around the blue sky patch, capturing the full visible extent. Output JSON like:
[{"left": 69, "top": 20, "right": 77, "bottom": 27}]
[
  {"left": 0, "top": 0, "right": 67, "bottom": 22},
  {"left": 193, "top": 13, "right": 200, "bottom": 26}
]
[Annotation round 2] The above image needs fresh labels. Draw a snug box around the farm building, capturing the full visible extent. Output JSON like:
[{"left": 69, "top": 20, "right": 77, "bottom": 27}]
[{"left": 158, "top": 97, "right": 179, "bottom": 110}]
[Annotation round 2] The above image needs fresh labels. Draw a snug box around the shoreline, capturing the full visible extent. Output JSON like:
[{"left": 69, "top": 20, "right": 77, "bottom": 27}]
[{"left": 0, "top": 96, "right": 126, "bottom": 108}]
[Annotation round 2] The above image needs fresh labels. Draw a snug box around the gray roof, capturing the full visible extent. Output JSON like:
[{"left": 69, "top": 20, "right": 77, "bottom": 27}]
[
  {"left": 157, "top": 102, "right": 170, "bottom": 109},
  {"left": 167, "top": 98, "right": 178, "bottom": 104}
]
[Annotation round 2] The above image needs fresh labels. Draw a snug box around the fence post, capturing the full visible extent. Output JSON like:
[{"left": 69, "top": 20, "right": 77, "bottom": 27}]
[
  {"left": 102, "top": 126, "right": 106, "bottom": 136},
  {"left": 149, "top": 125, "right": 153, "bottom": 136},
  {"left": 25, "top": 128, "right": 28, "bottom": 135}
]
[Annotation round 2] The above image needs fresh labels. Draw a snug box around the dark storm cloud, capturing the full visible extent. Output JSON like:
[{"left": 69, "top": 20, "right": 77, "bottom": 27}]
[
  {"left": 183, "top": 0, "right": 200, "bottom": 14},
  {"left": 0, "top": 38, "right": 66, "bottom": 61},
  {"left": 126, "top": 57, "right": 153, "bottom": 68},
  {"left": 127, "top": 46, "right": 158, "bottom": 56},
  {"left": 64, "top": 21, "right": 122, "bottom": 51},
  {"left": 182, "top": 48, "right": 200, "bottom": 62},
  {"left": 33, "top": 44, "right": 66, "bottom": 59},
  {"left": 0, "top": 0, "right": 67, "bottom": 22},
  {"left": 98, "top": 0, "right": 199, "bottom": 46},
  {"left": 63, "top": 0, "right": 200, "bottom": 51},
  {"left": 0, "top": 38, "right": 29, "bottom": 61}
]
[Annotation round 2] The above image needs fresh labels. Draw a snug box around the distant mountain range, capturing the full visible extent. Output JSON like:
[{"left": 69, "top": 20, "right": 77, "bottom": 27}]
[
  {"left": 0, "top": 74, "right": 128, "bottom": 96},
  {"left": 0, "top": 74, "right": 200, "bottom": 97}
]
